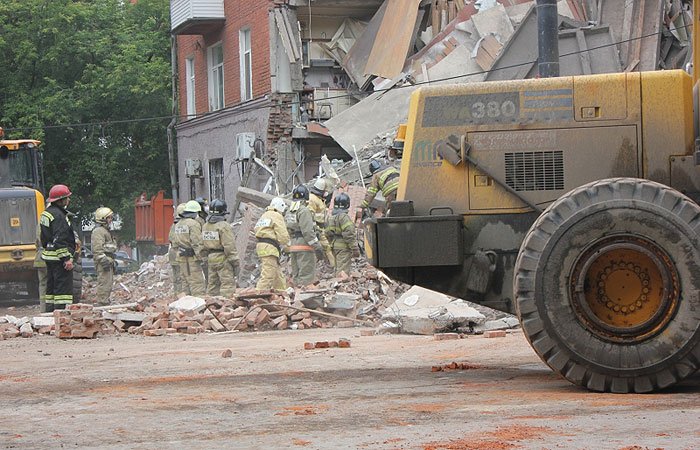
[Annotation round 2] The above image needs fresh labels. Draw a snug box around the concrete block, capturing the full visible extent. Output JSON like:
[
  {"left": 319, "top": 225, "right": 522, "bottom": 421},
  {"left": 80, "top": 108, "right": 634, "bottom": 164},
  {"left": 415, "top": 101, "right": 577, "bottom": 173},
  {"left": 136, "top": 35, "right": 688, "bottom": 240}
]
[
  {"left": 326, "top": 293, "right": 359, "bottom": 310},
  {"left": 30, "top": 317, "right": 55, "bottom": 328},
  {"left": 168, "top": 296, "right": 206, "bottom": 312},
  {"left": 434, "top": 333, "right": 460, "bottom": 341}
]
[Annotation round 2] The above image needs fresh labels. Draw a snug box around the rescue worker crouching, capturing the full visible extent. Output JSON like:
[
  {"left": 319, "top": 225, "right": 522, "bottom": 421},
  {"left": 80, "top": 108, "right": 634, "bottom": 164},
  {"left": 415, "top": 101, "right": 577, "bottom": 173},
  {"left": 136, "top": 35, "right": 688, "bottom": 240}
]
[
  {"left": 171, "top": 200, "right": 206, "bottom": 296},
  {"left": 168, "top": 203, "right": 186, "bottom": 294},
  {"left": 286, "top": 185, "right": 322, "bottom": 287},
  {"left": 308, "top": 178, "right": 335, "bottom": 268},
  {"left": 202, "top": 199, "right": 240, "bottom": 297},
  {"left": 325, "top": 193, "right": 358, "bottom": 275},
  {"left": 361, "top": 159, "right": 400, "bottom": 215},
  {"left": 92, "top": 207, "right": 118, "bottom": 306},
  {"left": 254, "top": 197, "right": 291, "bottom": 291},
  {"left": 40, "top": 184, "right": 77, "bottom": 312}
]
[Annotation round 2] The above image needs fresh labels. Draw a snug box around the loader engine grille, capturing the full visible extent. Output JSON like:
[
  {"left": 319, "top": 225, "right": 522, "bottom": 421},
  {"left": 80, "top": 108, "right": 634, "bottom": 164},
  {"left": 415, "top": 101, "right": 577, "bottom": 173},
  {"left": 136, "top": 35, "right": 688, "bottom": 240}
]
[{"left": 505, "top": 150, "right": 564, "bottom": 191}]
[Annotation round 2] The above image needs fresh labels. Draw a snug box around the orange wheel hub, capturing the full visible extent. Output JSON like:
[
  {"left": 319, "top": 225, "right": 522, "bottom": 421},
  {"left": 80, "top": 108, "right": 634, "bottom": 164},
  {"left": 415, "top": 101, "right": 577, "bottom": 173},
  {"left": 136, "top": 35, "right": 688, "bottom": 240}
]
[{"left": 570, "top": 235, "right": 679, "bottom": 343}]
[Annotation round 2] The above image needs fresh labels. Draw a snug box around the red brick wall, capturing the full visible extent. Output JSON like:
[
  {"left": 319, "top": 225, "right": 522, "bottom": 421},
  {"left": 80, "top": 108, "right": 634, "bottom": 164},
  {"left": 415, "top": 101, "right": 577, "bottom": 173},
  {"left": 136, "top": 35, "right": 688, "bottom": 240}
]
[{"left": 176, "top": 0, "right": 272, "bottom": 116}]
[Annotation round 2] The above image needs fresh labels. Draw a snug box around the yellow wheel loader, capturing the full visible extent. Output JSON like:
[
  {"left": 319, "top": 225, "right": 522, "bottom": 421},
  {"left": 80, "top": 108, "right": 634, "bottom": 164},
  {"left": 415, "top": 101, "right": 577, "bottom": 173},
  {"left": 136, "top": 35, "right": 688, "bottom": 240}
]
[{"left": 364, "top": 0, "right": 700, "bottom": 392}]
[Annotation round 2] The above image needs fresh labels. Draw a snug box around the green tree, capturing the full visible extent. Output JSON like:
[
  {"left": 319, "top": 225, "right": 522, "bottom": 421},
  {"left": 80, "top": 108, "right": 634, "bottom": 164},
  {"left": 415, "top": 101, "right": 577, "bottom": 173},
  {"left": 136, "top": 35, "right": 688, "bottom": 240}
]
[{"left": 0, "top": 0, "right": 172, "bottom": 242}]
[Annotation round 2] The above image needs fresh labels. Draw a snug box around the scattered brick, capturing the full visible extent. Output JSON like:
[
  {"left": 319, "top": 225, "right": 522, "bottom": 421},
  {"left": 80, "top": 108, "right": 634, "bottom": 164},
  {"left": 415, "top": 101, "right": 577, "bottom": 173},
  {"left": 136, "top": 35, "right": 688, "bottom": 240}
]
[
  {"left": 315, "top": 341, "right": 330, "bottom": 349},
  {"left": 484, "top": 330, "right": 507, "bottom": 338},
  {"left": 434, "top": 333, "right": 460, "bottom": 341},
  {"left": 303, "top": 342, "right": 315, "bottom": 350},
  {"left": 221, "top": 349, "right": 233, "bottom": 358},
  {"left": 338, "top": 338, "right": 351, "bottom": 348}
]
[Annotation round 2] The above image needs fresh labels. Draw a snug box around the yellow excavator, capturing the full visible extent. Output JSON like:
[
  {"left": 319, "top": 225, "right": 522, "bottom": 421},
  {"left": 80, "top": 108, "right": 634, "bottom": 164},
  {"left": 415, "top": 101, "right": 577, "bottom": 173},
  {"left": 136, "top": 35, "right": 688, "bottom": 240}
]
[
  {"left": 365, "top": 0, "right": 700, "bottom": 392},
  {"left": 0, "top": 127, "right": 48, "bottom": 302}
]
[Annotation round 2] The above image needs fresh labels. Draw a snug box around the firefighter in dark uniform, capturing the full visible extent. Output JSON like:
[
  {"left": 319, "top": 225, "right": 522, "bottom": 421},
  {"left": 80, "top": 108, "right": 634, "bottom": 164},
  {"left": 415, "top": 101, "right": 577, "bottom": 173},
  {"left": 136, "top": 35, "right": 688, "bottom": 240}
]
[
  {"left": 40, "top": 184, "right": 77, "bottom": 312},
  {"left": 325, "top": 193, "right": 358, "bottom": 275}
]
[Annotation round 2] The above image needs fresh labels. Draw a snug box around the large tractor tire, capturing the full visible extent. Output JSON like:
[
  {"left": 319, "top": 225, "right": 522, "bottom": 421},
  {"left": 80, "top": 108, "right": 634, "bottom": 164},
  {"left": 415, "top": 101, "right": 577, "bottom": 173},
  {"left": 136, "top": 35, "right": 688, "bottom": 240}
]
[{"left": 514, "top": 178, "right": 700, "bottom": 393}]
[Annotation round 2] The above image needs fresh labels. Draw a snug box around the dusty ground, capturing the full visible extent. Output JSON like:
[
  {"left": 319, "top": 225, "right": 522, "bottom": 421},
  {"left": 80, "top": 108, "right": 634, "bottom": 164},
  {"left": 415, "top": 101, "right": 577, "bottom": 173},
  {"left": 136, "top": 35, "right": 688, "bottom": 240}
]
[{"left": 1, "top": 328, "right": 699, "bottom": 449}]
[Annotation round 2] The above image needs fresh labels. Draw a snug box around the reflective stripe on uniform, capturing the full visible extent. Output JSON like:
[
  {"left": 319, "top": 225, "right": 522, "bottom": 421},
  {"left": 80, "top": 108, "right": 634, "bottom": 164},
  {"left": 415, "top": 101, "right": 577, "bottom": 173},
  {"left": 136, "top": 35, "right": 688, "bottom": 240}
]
[{"left": 53, "top": 295, "right": 73, "bottom": 305}]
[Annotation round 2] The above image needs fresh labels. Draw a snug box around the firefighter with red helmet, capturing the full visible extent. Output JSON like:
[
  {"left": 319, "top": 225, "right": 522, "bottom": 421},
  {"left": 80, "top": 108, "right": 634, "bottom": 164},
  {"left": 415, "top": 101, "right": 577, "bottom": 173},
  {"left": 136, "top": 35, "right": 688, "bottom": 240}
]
[{"left": 39, "top": 184, "right": 77, "bottom": 311}]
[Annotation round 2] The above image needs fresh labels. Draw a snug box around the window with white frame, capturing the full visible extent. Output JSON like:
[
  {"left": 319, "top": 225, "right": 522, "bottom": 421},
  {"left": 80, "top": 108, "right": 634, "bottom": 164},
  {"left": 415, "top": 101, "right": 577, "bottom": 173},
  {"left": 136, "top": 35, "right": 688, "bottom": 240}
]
[
  {"left": 207, "top": 43, "right": 224, "bottom": 111},
  {"left": 185, "top": 56, "right": 196, "bottom": 117},
  {"left": 239, "top": 29, "right": 252, "bottom": 101}
]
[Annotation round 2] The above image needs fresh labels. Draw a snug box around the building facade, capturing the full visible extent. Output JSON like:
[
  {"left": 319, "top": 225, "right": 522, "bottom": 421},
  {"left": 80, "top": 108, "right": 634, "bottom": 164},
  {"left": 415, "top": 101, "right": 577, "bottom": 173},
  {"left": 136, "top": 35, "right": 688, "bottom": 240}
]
[{"left": 170, "top": 0, "right": 381, "bottom": 206}]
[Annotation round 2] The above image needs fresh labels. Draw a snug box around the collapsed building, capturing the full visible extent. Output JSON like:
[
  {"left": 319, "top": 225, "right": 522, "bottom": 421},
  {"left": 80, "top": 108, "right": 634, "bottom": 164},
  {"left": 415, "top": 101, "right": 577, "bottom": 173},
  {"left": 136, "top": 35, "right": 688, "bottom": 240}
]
[{"left": 169, "top": 0, "right": 690, "bottom": 203}]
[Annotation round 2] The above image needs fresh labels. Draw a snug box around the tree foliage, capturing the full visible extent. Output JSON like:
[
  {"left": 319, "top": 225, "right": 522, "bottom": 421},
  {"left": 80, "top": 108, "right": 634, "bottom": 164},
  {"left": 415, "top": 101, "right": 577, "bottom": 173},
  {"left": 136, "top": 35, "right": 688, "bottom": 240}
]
[{"left": 0, "top": 0, "right": 172, "bottom": 242}]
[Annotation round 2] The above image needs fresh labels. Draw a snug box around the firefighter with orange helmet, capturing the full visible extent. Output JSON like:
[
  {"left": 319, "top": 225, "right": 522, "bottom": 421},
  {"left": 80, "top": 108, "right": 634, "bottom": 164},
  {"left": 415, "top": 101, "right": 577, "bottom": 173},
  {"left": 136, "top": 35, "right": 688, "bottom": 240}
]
[{"left": 39, "top": 184, "right": 77, "bottom": 311}]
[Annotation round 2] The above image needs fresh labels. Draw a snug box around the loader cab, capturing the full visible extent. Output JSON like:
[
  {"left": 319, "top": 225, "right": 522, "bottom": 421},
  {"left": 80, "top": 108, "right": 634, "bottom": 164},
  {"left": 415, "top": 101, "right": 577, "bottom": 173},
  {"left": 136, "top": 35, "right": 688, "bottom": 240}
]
[{"left": 0, "top": 139, "right": 45, "bottom": 194}]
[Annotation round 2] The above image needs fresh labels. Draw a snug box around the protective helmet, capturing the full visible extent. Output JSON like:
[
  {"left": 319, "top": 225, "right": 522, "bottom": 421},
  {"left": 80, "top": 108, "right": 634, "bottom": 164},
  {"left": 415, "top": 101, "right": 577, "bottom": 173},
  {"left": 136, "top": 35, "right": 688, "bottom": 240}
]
[
  {"left": 210, "top": 199, "right": 227, "bottom": 214},
  {"left": 334, "top": 193, "right": 350, "bottom": 209},
  {"left": 292, "top": 185, "right": 309, "bottom": 201},
  {"left": 368, "top": 159, "right": 382, "bottom": 174},
  {"left": 47, "top": 184, "right": 72, "bottom": 203},
  {"left": 270, "top": 197, "right": 287, "bottom": 214},
  {"left": 194, "top": 196, "right": 207, "bottom": 209},
  {"left": 184, "top": 200, "right": 202, "bottom": 213},
  {"left": 176, "top": 203, "right": 186, "bottom": 217},
  {"left": 95, "top": 207, "right": 114, "bottom": 223}
]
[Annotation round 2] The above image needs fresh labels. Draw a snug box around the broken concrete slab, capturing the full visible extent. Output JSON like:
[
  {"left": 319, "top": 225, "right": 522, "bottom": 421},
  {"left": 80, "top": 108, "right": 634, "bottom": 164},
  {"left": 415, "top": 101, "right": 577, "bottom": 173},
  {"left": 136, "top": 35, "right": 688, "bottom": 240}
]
[
  {"left": 478, "top": 317, "right": 520, "bottom": 332},
  {"left": 297, "top": 292, "right": 325, "bottom": 309},
  {"left": 168, "top": 296, "right": 207, "bottom": 313},
  {"left": 326, "top": 293, "right": 360, "bottom": 310},
  {"left": 383, "top": 286, "right": 486, "bottom": 335}
]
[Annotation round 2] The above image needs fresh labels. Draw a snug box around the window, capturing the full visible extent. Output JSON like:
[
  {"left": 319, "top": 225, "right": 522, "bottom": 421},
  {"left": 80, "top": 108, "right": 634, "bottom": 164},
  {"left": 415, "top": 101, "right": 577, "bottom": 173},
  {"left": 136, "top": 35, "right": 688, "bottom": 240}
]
[
  {"left": 209, "top": 158, "right": 224, "bottom": 201},
  {"left": 239, "top": 29, "right": 252, "bottom": 101},
  {"left": 185, "top": 57, "right": 196, "bottom": 117},
  {"left": 207, "top": 43, "right": 224, "bottom": 111}
]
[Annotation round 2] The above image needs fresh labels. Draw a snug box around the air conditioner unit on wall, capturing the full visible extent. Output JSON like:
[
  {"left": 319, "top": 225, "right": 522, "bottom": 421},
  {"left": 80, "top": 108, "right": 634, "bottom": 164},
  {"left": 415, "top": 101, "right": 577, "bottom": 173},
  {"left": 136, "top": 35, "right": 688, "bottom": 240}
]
[
  {"left": 236, "top": 132, "right": 255, "bottom": 160},
  {"left": 185, "top": 159, "right": 203, "bottom": 178}
]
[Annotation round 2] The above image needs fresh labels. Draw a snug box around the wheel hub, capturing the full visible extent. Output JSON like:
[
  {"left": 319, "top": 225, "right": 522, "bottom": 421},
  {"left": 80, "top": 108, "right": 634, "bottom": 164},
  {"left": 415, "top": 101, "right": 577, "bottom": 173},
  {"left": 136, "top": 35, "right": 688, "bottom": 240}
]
[{"left": 570, "top": 235, "right": 679, "bottom": 343}]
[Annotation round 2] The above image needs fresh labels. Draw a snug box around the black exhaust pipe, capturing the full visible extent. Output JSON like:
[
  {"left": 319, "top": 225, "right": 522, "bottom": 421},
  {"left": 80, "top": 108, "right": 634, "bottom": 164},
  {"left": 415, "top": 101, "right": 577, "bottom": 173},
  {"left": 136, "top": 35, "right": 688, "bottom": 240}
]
[{"left": 537, "top": 0, "right": 559, "bottom": 78}]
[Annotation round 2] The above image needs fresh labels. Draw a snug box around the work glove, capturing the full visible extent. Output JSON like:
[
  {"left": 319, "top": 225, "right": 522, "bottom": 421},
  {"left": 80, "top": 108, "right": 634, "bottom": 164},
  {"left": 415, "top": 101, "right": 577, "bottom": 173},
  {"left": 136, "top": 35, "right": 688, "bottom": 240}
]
[
  {"left": 63, "top": 259, "right": 74, "bottom": 271},
  {"left": 99, "top": 256, "right": 114, "bottom": 271},
  {"left": 229, "top": 259, "right": 241, "bottom": 277}
]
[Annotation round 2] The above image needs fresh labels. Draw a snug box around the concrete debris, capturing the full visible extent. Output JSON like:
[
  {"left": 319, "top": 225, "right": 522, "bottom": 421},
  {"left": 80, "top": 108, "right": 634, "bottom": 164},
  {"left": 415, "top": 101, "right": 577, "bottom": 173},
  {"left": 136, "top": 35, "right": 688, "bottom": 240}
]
[
  {"left": 168, "top": 296, "right": 207, "bottom": 312},
  {"left": 383, "top": 286, "right": 487, "bottom": 335}
]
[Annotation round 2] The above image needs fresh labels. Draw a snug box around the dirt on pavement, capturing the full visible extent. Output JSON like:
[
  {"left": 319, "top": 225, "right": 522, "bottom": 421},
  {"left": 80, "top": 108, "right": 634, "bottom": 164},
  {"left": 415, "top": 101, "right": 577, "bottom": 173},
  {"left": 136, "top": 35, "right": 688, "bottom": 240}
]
[{"left": 1, "top": 328, "right": 698, "bottom": 449}]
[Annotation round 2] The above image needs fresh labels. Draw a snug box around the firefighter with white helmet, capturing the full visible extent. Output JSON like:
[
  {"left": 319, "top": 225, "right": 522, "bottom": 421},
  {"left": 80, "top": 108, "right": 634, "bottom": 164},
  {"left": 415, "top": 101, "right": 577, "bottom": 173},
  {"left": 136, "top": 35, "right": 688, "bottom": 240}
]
[
  {"left": 254, "top": 197, "right": 291, "bottom": 291},
  {"left": 92, "top": 206, "right": 117, "bottom": 305},
  {"left": 168, "top": 203, "right": 187, "bottom": 294},
  {"left": 170, "top": 200, "right": 206, "bottom": 295},
  {"left": 308, "top": 177, "right": 335, "bottom": 268}
]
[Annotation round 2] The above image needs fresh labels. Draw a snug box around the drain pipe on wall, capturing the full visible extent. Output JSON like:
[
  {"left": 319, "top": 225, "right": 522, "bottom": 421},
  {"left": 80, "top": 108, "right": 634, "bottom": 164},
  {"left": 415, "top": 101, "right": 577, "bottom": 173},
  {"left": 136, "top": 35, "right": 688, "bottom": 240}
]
[{"left": 167, "top": 33, "right": 180, "bottom": 205}]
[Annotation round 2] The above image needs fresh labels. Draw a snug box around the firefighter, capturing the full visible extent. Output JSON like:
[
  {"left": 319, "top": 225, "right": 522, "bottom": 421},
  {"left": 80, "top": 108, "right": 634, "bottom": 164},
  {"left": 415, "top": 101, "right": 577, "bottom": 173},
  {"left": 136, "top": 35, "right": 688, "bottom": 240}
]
[
  {"left": 254, "top": 197, "right": 290, "bottom": 291},
  {"left": 361, "top": 159, "right": 400, "bottom": 214},
  {"left": 92, "top": 207, "right": 118, "bottom": 306},
  {"left": 308, "top": 178, "right": 335, "bottom": 268},
  {"left": 202, "top": 199, "right": 240, "bottom": 297},
  {"left": 171, "top": 200, "right": 206, "bottom": 296},
  {"left": 194, "top": 196, "right": 208, "bottom": 225},
  {"left": 286, "top": 185, "right": 322, "bottom": 286},
  {"left": 168, "top": 203, "right": 186, "bottom": 294},
  {"left": 39, "top": 184, "right": 77, "bottom": 312},
  {"left": 325, "top": 193, "right": 358, "bottom": 275}
]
